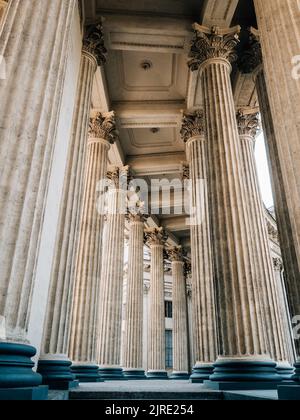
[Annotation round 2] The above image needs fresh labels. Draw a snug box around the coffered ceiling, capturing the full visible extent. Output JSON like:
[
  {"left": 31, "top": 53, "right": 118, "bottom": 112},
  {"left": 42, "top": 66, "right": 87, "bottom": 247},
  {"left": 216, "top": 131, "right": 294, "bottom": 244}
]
[{"left": 84, "top": 0, "right": 258, "bottom": 248}]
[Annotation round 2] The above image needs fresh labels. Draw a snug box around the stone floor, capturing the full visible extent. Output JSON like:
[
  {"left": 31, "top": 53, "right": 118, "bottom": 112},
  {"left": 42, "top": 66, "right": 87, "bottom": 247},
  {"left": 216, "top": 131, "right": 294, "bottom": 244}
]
[{"left": 65, "top": 380, "right": 279, "bottom": 401}]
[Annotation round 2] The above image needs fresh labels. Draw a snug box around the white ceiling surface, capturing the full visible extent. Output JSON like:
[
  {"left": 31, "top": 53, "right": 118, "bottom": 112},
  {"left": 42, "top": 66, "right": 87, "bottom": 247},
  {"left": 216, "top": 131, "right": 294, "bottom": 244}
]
[{"left": 85, "top": 0, "right": 249, "bottom": 247}]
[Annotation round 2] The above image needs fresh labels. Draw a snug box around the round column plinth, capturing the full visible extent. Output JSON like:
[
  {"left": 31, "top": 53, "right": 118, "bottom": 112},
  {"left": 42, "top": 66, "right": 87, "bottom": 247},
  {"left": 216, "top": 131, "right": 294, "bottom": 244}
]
[
  {"left": 71, "top": 364, "right": 103, "bottom": 383},
  {"left": 37, "top": 358, "right": 78, "bottom": 390},
  {"left": 292, "top": 362, "right": 300, "bottom": 382},
  {"left": 169, "top": 371, "right": 190, "bottom": 380},
  {"left": 0, "top": 342, "right": 42, "bottom": 389},
  {"left": 99, "top": 367, "right": 125, "bottom": 381},
  {"left": 210, "top": 358, "right": 282, "bottom": 383},
  {"left": 123, "top": 369, "right": 146, "bottom": 380},
  {"left": 190, "top": 363, "right": 214, "bottom": 383},
  {"left": 147, "top": 370, "right": 169, "bottom": 380},
  {"left": 276, "top": 362, "right": 295, "bottom": 381}
]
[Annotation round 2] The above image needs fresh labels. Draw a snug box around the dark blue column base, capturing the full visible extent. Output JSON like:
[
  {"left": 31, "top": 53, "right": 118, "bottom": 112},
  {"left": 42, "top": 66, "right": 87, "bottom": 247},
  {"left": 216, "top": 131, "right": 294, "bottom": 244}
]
[
  {"left": 71, "top": 364, "right": 103, "bottom": 383},
  {"left": 147, "top": 371, "right": 169, "bottom": 380},
  {"left": 278, "top": 385, "right": 300, "bottom": 400},
  {"left": 37, "top": 358, "right": 79, "bottom": 390},
  {"left": 0, "top": 342, "right": 43, "bottom": 389},
  {"left": 190, "top": 364, "right": 214, "bottom": 383},
  {"left": 204, "top": 380, "right": 281, "bottom": 391},
  {"left": 169, "top": 372, "right": 190, "bottom": 380},
  {"left": 276, "top": 363, "right": 295, "bottom": 381},
  {"left": 123, "top": 369, "right": 147, "bottom": 380},
  {"left": 292, "top": 362, "right": 300, "bottom": 382},
  {"left": 0, "top": 385, "right": 48, "bottom": 400},
  {"left": 99, "top": 367, "right": 126, "bottom": 381},
  {"left": 205, "top": 358, "right": 282, "bottom": 390}
]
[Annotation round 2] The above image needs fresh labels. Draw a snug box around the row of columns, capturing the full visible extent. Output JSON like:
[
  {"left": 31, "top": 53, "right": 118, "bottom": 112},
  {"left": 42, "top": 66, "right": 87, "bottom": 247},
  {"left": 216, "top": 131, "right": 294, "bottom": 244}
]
[{"left": 0, "top": 0, "right": 300, "bottom": 397}]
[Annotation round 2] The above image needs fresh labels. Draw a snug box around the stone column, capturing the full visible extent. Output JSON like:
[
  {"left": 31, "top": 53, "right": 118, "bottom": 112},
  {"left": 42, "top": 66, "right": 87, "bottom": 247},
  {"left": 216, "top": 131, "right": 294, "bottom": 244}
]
[
  {"left": 0, "top": 0, "right": 76, "bottom": 397},
  {"left": 236, "top": 110, "right": 293, "bottom": 379},
  {"left": 69, "top": 112, "right": 117, "bottom": 382},
  {"left": 253, "top": 0, "right": 300, "bottom": 370},
  {"left": 37, "top": 24, "right": 107, "bottom": 390},
  {"left": 181, "top": 111, "right": 218, "bottom": 382},
  {"left": 188, "top": 25, "right": 280, "bottom": 389},
  {"left": 97, "top": 167, "right": 127, "bottom": 380},
  {"left": 273, "top": 258, "right": 296, "bottom": 366},
  {"left": 145, "top": 228, "right": 169, "bottom": 379},
  {"left": 239, "top": 28, "right": 300, "bottom": 382},
  {"left": 166, "top": 247, "right": 189, "bottom": 380},
  {"left": 123, "top": 213, "right": 148, "bottom": 380}
]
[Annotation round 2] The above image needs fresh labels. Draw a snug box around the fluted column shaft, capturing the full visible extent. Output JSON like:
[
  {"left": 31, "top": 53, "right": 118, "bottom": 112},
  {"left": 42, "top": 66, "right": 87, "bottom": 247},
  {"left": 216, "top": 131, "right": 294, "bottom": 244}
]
[
  {"left": 41, "top": 50, "right": 97, "bottom": 360},
  {"left": 0, "top": 0, "right": 76, "bottom": 343},
  {"left": 184, "top": 129, "right": 217, "bottom": 372},
  {"left": 256, "top": 69, "right": 300, "bottom": 359},
  {"left": 149, "top": 244, "right": 165, "bottom": 371},
  {"left": 69, "top": 137, "right": 110, "bottom": 364},
  {"left": 253, "top": 0, "right": 300, "bottom": 358},
  {"left": 237, "top": 117, "right": 290, "bottom": 367},
  {"left": 145, "top": 228, "right": 168, "bottom": 378},
  {"left": 202, "top": 59, "right": 267, "bottom": 358},
  {"left": 123, "top": 216, "right": 145, "bottom": 375},
  {"left": 171, "top": 260, "right": 189, "bottom": 375},
  {"left": 98, "top": 185, "right": 125, "bottom": 372}
]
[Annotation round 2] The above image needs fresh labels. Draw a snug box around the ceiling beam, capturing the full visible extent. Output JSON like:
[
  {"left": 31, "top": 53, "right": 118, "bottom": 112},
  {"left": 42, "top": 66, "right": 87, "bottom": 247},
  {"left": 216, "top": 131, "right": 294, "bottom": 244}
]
[{"left": 201, "top": 0, "right": 239, "bottom": 28}]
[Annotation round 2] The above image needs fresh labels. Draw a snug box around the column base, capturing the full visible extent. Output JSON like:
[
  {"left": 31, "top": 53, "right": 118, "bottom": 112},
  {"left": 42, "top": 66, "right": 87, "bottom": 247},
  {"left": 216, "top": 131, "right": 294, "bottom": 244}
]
[
  {"left": 123, "top": 369, "right": 147, "bottom": 380},
  {"left": 0, "top": 342, "right": 43, "bottom": 389},
  {"left": 0, "top": 386, "right": 49, "bottom": 401},
  {"left": 292, "top": 362, "right": 300, "bottom": 382},
  {"left": 278, "top": 385, "right": 300, "bottom": 400},
  {"left": 147, "top": 370, "right": 169, "bottom": 380},
  {"left": 276, "top": 362, "right": 295, "bottom": 381},
  {"left": 205, "top": 357, "right": 282, "bottom": 390},
  {"left": 169, "top": 371, "right": 190, "bottom": 380},
  {"left": 37, "top": 357, "right": 79, "bottom": 390},
  {"left": 71, "top": 364, "right": 103, "bottom": 383},
  {"left": 99, "top": 367, "right": 126, "bottom": 381},
  {"left": 190, "top": 363, "right": 214, "bottom": 383}
]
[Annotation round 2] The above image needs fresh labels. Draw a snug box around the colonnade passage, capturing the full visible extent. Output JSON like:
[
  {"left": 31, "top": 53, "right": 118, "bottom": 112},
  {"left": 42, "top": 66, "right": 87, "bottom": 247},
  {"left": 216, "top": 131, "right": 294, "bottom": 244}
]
[{"left": 0, "top": 0, "right": 299, "bottom": 400}]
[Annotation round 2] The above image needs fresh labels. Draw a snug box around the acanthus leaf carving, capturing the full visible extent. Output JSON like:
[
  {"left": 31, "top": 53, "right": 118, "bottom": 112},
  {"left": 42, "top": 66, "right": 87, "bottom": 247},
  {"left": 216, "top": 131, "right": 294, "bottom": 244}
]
[
  {"left": 188, "top": 25, "right": 241, "bottom": 72},
  {"left": 83, "top": 22, "right": 107, "bottom": 66},
  {"left": 237, "top": 110, "right": 261, "bottom": 138},
  {"left": 180, "top": 110, "right": 205, "bottom": 142},
  {"left": 89, "top": 112, "right": 118, "bottom": 144}
]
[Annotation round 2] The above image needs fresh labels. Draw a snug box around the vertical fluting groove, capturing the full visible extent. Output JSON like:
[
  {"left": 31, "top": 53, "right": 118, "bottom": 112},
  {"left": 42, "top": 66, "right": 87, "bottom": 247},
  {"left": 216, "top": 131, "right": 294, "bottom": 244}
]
[
  {"left": 0, "top": 0, "right": 76, "bottom": 341},
  {"left": 41, "top": 52, "right": 97, "bottom": 357},
  {"left": 123, "top": 220, "right": 144, "bottom": 369},
  {"left": 172, "top": 261, "right": 188, "bottom": 372},
  {"left": 69, "top": 139, "right": 109, "bottom": 363},
  {"left": 148, "top": 245, "right": 165, "bottom": 371},
  {"left": 254, "top": 0, "right": 300, "bottom": 357},
  {"left": 238, "top": 131, "right": 289, "bottom": 363},
  {"left": 98, "top": 188, "right": 125, "bottom": 367},
  {"left": 201, "top": 59, "right": 268, "bottom": 358},
  {"left": 187, "top": 136, "right": 217, "bottom": 365},
  {"left": 256, "top": 70, "right": 299, "bottom": 357}
]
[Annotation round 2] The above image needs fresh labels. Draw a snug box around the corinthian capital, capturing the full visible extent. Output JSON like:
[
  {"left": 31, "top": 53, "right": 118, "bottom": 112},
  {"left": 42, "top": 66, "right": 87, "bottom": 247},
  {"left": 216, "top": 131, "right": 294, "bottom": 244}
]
[
  {"left": 166, "top": 246, "right": 184, "bottom": 263},
  {"left": 188, "top": 24, "right": 241, "bottom": 71},
  {"left": 180, "top": 110, "right": 205, "bottom": 142},
  {"left": 83, "top": 22, "right": 107, "bottom": 66},
  {"left": 239, "top": 28, "right": 262, "bottom": 74},
  {"left": 237, "top": 110, "right": 260, "bottom": 138},
  {"left": 144, "top": 227, "right": 168, "bottom": 247},
  {"left": 89, "top": 112, "right": 118, "bottom": 143}
]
